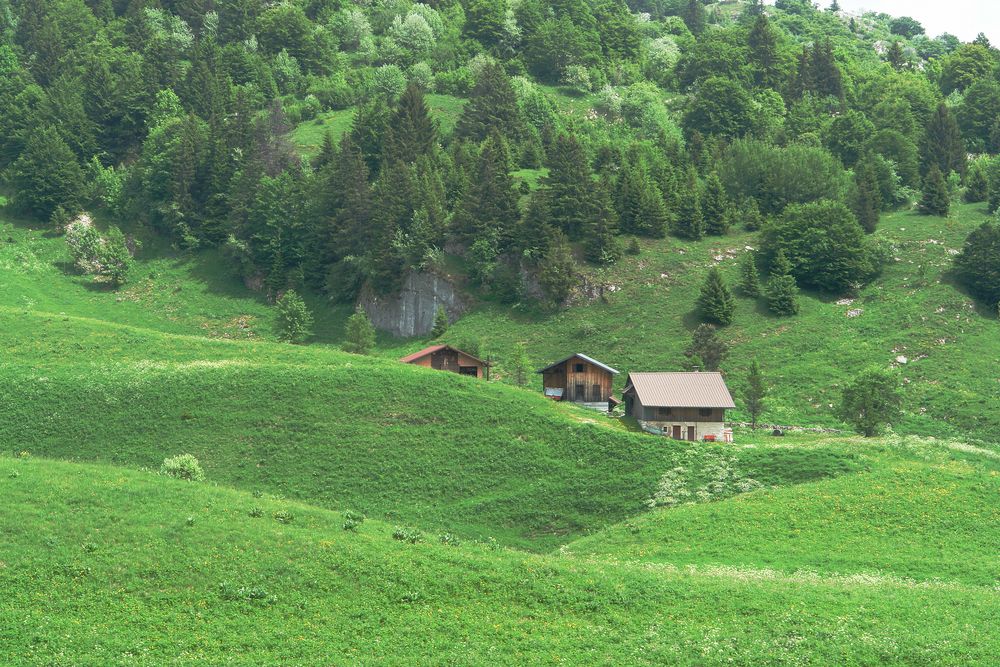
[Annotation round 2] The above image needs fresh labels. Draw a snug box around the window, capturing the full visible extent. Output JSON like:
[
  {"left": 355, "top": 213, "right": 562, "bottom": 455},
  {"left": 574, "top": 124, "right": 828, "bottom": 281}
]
[
  {"left": 657, "top": 407, "right": 672, "bottom": 417},
  {"left": 573, "top": 363, "right": 585, "bottom": 373},
  {"left": 699, "top": 408, "right": 712, "bottom": 417}
]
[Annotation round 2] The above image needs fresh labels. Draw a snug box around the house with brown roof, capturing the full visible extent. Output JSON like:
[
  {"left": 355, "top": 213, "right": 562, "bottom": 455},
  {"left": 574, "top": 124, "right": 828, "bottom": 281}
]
[
  {"left": 537, "top": 354, "right": 619, "bottom": 409},
  {"left": 622, "top": 372, "right": 735, "bottom": 441},
  {"left": 399, "top": 345, "right": 485, "bottom": 378}
]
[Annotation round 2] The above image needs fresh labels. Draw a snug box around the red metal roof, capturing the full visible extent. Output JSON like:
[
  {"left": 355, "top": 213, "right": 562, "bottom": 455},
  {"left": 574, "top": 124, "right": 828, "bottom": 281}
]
[{"left": 399, "top": 344, "right": 485, "bottom": 365}]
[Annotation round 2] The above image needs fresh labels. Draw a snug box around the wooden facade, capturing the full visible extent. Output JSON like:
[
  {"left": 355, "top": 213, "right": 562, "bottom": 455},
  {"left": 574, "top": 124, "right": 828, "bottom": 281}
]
[
  {"left": 400, "top": 345, "right": 485, "bottom": 378},
  {"left": 621, "top": 372, "right": 735, "bottom": 442},
  {"left": 537, "top": 354, "right": 619, "bottom": 403}
]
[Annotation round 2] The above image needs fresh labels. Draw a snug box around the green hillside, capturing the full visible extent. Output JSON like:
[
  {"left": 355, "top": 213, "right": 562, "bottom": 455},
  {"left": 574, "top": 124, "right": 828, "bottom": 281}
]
[{"left": 2, "top": 454, "right": 998, "bottom": 665}]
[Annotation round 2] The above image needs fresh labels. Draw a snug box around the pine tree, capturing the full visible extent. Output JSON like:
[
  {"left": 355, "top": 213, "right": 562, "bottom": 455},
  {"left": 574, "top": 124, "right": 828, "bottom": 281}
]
[
  {"left": 838, "top": 365, "right": 902, "bottom": 437},
  {"left": 702, "top": 171, "right": 730, "bottom": 236},
  {"left": 383, "top": 82, "right": 439, "bottom": 166},
  {"left": 742, "top": 197, "right": 764, "bottom": 231},
  {"left": 853, "top": 156, "right": 881, "bottom": 233},
  {"left": 331, "top": 135, "right": 373, "bottom": 259},
  {"left": 518, "top": 192, "right": 555, "bottom": 261},
  {"left": 922, "top": 103, "right": 966, "bottom": 178},
  {"left": 748, "top": 13, "right": 781, "bottom": 89},
  {"left": 431, "top": 305, "right": 449, "bottom": 338},
  {"left": 682, "top": 0, "right": 706, "bottom": 36},
  {"left": 343, "top": 307, "right": 376, "bottom": 354},
  {"left": 451, "top": 132, "right": 520, "bottom": 250},
  {"left": 455, "top": 61, "right": 525, "bottom": 144},
  {"left": 886, "top": 41, "right": 905, "bottom": 70},
  {"left": 583, "top": 178, "right": 622, "bottom": 265},
  {"left": 10, "top": 125, "right": 85, "bottom": 220},
  {"left": 919, "top": 165, "right": 950, "bottom": 216},
  {"left": 766, "top": 249, "right": 799, "bottom": 316},
  {"left": 964, "top": 161, "right": 989, "bottom": 203},
  {"left": 537, "top": 232, "right": 577, "bottom": 305},
  {"left": 684, "top": 323, "right": 728, "bottom": 371},
  {"left": 744, "top": 358, "right": 767, "bottom": 429},
  {"left": 275, "top": 290, "right": 314, "bottom": 344},
  {"left": 739, "top": 252, "right": 762, "bottom": 298},
  {"left": 674, "top": 168, "right": 704, "bottom": 240},
  {"left": 698, "top": 267, "right": 736, "bottom": 326},
  {"left": 543, "top": 133, "right": 595, "bottom": 240}
]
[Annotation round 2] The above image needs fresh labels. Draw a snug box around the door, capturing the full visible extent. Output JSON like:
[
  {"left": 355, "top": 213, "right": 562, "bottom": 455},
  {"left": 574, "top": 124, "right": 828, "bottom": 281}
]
[
  {"left": 574, "top": 383, "right": 585, "bottom": 402},
  {"left": 592, "top": 384, "right": 602, "bottom": 401},
  {"left": 672, "top": 425, "right": 682, "bottom": 440},
  {"left": 459, "top": 366, "right": 478, "bottom": 377},
  {"left": 687, "top": 426, "right": 696, "bottom": 441}
]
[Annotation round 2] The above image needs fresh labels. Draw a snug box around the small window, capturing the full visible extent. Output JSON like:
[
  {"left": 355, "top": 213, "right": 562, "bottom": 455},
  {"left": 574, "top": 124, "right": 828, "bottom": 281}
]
[
  {"left": 657, "top": 406, "right": 672, "bottom": 417},
  {"left": 573, "top": 363, "right": 585, "bottom": 373},
  {"left": 699, "top": 408, "right": 712, "bottom": 417}
]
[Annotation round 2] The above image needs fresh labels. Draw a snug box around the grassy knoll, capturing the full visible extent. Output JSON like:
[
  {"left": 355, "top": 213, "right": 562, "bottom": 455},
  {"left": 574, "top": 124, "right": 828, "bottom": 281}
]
[
  {"left": 2, "top": 455, "right": 998, "bottom": 665},
  {"left": 567, "top": 434, "right": 1000, "bottom": 586}
]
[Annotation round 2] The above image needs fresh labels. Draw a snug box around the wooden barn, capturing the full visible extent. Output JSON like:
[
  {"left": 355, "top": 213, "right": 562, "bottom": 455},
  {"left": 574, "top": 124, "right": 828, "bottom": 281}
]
[
  {"left": 622, "top": 371, "right": 735, "bottom": 441},
  {"left": 537, "top": 354, "right": 619, "bottom": 407},
  {"left": 399, "top": 345, "right": 486, "bottom": 378}
]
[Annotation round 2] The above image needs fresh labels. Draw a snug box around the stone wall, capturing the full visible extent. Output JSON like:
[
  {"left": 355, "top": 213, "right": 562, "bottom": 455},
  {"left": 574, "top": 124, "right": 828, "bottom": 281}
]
[{"left": 358, "top": 271, "right": 468, "bottom": 337}]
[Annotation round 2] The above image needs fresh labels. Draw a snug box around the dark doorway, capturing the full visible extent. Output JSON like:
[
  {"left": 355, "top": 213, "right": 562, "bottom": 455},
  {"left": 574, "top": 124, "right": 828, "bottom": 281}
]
[
  {"left": 687, "top": 426, "right": 696, "bottom": 441},
  {"left": 672, "top": 425, "right": 682, "bottom": 440},
  {"left": 459, "top": 366, "right": 478, "bottom": 377},
  {"left": 591, "top": 384, "right": 602, "bottom": 401},
  {"left": 574, "top": 383, "right": 585, "bottom": 401}
]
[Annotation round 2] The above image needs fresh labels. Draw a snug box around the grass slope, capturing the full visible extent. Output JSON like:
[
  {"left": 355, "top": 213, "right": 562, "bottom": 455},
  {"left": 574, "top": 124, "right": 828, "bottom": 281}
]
[
  {"left": 2, "top": 455, "right": 998, "bottom": 665},
  {"left": 567, "top": 435, "right": 1000, "bottom": 586}
]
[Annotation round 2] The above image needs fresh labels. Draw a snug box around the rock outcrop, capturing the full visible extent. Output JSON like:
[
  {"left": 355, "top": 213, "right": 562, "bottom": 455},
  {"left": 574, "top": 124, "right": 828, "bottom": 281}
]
[{"left": 359, "top": 271, "right": 468, "bottom": 337}]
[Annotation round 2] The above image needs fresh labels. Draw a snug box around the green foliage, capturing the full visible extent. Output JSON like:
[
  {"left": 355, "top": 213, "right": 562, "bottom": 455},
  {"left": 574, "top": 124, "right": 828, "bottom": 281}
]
[
  {"left": 765, "top": 249, "right": 799, "bottom": 316},
  {"left": 684, "top": 323, "right": 727, "bottom": 371},
  {"left": 838, "top": 366, "right": 902, "bottom": 437},
  {"left": 160, "top": 454, "right": 205, "bottom": 482},
  {"left": 683, "top": 77, "right": 755, "bottom": 140},
  {"left": 738, "top": 252, "right": 762, "bottom": 298},
  {"left": 922, "top": 103, "right": 966, "bottom": 178},
  {"left": 919, "top": 165, "right": 950, "bottom": 217},
  {"left": 342, "top": 307, "right": 376, "bottom": 354},
  {"left": 10, "top": 126, "right": 85, "bottom": 220},
  {"left": 701, "top": 172, "right": 730, "bottom": 236},
  {"left": 674, "top": 167, "right": 704, "bottom": 240},
  {"left": 954, "top": 221, "right": 1000, "bottom": 307},
  {"left": 431, "top": 305, "right": 449, "bottom": 338},
  {"left": 697, "top": 268, "right": 735, "bottom": 326},
  {"left": 537, "top": 233, "right": 577, "bottom": 305},
  {"left": 964, "top": 161, "right": 990, "bottom": 203},
  {"left": 761, "top": 200, "right": 876, "bottom": 293},
  {"left": 744, "top": 359, "right": 767, "bottom": 429},
  {"left": 275, "top": 290, "right": 314, "bottom": 344},
  {"left": 64, "top": 217, "right": 134, "bottom": 287}
]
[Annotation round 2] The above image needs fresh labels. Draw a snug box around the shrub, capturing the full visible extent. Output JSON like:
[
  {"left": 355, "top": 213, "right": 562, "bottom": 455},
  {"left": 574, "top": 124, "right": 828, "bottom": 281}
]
[
  {"left": 275, "top": 290, "right": 314, "bottom": 344},
  {"left": 839, "top": 365, "right": 903, "bottom": 437},
  {"left": 392, "top": 526, "right": 423, "bottom": 543},
  {"left": 64, "top": 216, "right": 134, "bottom": 286},
  {"left": 218, "top": 581, "right": 276, "bottom": 605},
  {"left": 431, "top": 305, "right": 449, "bottom": 338},
  {"left": 953, "top": 221, "right": 1000, "bottom": 307},
  {"left": 248, "top": 506, "right": 264, "bottom": 518},
  {"left": 273, "top": 510, "right": 294, "bottom": 524},
  {"left": 342, "top": 307, "right": 376, "bottom": 354},
  {"left": 160, "top": 454, "right": 205, "bottom": 482},
  {"left": 343, "top": 510, "right": 365, "bottom": 532},
  {"left": 625, "top": 238, "right": 641, "bottom": 255}
]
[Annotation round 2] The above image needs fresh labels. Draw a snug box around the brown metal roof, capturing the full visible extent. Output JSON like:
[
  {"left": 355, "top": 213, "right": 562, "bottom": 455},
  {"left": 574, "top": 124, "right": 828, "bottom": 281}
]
[
  {"left": 623, "top": 372, "right": 735, "bottom": 409},
  {"left": 399, "top": 344, "right": 486, "bottom": 365}
]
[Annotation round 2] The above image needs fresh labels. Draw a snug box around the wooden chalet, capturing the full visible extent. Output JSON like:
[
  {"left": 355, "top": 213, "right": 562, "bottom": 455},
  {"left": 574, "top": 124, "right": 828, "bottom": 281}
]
[
  {"left": 622, "top": 371, "right": 735, "bottom": 441},
  {"left": 537, "top": 354, "right": 619, "bottom": 405},
  {"left": 399, "top": 345, "right": 486, "bottom": 378}
]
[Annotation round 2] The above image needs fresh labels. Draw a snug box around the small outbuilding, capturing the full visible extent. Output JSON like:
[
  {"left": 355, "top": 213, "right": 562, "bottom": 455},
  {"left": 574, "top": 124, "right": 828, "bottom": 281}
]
[
  {"left": 622, "top": 371, "right": 735, "bottom": 441},
  {"left": 537, "top": 354, "right": 619, "bottom": 406},
  {"left": 400, "top": 344, "right": 486, "bottom": 378}
]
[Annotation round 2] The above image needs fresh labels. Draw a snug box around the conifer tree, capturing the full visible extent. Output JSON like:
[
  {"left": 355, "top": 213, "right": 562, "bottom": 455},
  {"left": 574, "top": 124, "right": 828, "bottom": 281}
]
[
  {"left": 518, "top": 192, "right": 555, "bottom": 262},
  {"left": 766, "top": 248, "right": 799, "bottom": 316},
  {"left": 544, "top": 133, "right": 595, "bottom": 240},
  {"left": 674, "top": 167, "right": 704, "bottom": 240},
  {"left": 684, "top": 323, "right": 728, "bottom": 371},
  {"left": 638, "top": 178, "right": 670, "bottom": 239},
  {"left": 698, "top": 267, "right": 736, "bottom": 326},
  {"left": 451, "top": 132, "right": 520, "bottom": 250},
  {"left": 11, "top": 125, "right": 85, "bottom": 220},
  {"left": 431, "top": 305, "right": 449, "bottom": 338},
  {"left": 964, "top": 161, "right": 989, "bottom": 203},
  {"left": 343, "top": 307, "right": 376, "bottom": 355},
  {"left": 456, "top": 61, "right": 525, "bottom": 144},
  {"left": 886, "top": 41, "right": 905, "bottom": 70},
  {"left": 702, "top": 171, "right": 730, "bottom": 236},
  {"left": 744, "top": 358, "right": 767, "bottom": 429},
  {"left": 682, "top": 0, "right": 706, "bottom": 36},
  {"left": 383, "top": 82, "right": 439, "bottom": 166},
  {"left": 853, "top": 156, "right": 881, "bottom": 233},
  {"left": 739, "top": 252, "right": 762, "bottom": 298},
  {"left": 919, "top": 165, "right": 950, "bottom": 216},
  {"left": 583, "top": 178, "right": 622, "bottom": 266},
  {"left": 922, "top": 103, "right": 966, "bottom": 178},
  {"left": 748, "top": 13, "right": 781, "bottom": 89},
  {"left": 742, "top": 197, "right": 764, "bottom": 231},
  {"left": 275, "top": 289, "right": 314, "bottom": 344},
  {"left": 537, "top": 232, "right": 577, "bottom": 305}
]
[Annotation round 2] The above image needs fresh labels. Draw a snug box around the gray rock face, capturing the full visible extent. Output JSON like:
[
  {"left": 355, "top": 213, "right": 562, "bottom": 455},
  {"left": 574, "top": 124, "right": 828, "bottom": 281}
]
[{"left": 359, "top": 271, "right": 468, "bottom": 337}]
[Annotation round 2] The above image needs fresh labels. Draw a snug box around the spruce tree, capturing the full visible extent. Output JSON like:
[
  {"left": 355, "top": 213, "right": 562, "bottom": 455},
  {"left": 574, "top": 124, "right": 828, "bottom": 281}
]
[
  {"left": 919, "top": 165, "right": 950, "bottom": 216},
  {"left": 343, "top": 307, "right": 376, "bottom": 354},
  {"left": 744, "top": 358, "right": 767, "bottom": 429},
  {"left": 953, "top": 221, "right": 1000, "bottom": 307},
  {"left": 698, "top": 267, "right": 736, "bottom": 326},
  {"left": 583, "top": 178, "right": 622, "bottom": 266},
  {"left": 431, "top": 305, "right": 449, "bottom": 338},
  {"left": 853, "top": 156, "right": 881, "bottom": 233},
  {"left": 518, "top": 192, "right": 555, "bottom": 261},
  {"left": 886, "top": 41, "right": 905, "bottom": 70},
  {"left": 674, "top": 167, "right": 704, "bottom": 240},
  {"left": 742, "top": 197, "right": 764, "bottom": 231},
  {"left": 11, "top": 125, "right": 85, "bottom": 220},
  {"left": 702, "top": 171, "right": 730, "bottom": 236},
  {"left": 455, "top": 61, "right": 525, "bottom": 144},
  {"left": 684, "top": 323, "right": 728, "bottom": 371},
  {"left": 537, "top": 232, "right": 577, "bottom": 305},
  {"left": 766, "top": 249, "right": 799, "bottom": 316},
  {"left": 748, "top": 13, "right": 781, "bottom": 89},
  {"left": 964, "top": 162, "right": 989, "bottom": 203},
  {"left": 739, "top": 252, "right": 762, "bottom": 298},
  {"left": 451, "top": 132, "right": 520, "bottom": 251},
  {"left": 922, "top": 103, "right": 966, "bottom": 178},
  {"left": 682, "top": 0, "right": 706, "bottom": 36},
  {"left": 543, "top": 133, "right": 595, "bottom": 240},
  {"left": 383, "top": 82, "right": 439, "bottom": 166}
]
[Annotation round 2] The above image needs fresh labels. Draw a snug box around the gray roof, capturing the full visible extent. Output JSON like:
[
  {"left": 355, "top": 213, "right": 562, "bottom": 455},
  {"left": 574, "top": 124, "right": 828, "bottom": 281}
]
[
  {"left": 623, "top": 372, "right": 735, "bottom": 409},
  {"left": 536, "top": 353, "right": 620, "bottom": 375}
]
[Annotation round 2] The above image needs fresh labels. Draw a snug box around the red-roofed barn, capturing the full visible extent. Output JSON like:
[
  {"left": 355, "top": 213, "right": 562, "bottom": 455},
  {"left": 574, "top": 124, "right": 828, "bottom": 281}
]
[{"left": 399, "top": 345, "right": 485, "bottom": 378}]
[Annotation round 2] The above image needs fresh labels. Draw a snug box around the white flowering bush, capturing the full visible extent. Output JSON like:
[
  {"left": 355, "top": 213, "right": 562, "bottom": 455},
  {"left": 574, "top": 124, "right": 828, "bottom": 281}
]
[
  {"left": 648, "top": 448, "right": 762, "bottom": 508},
  {"left": 64, "top": 215, "right": 135, "bottom": 286},
  {"left": 160, "top": 454, "right": 205, "bottom": 482}
]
